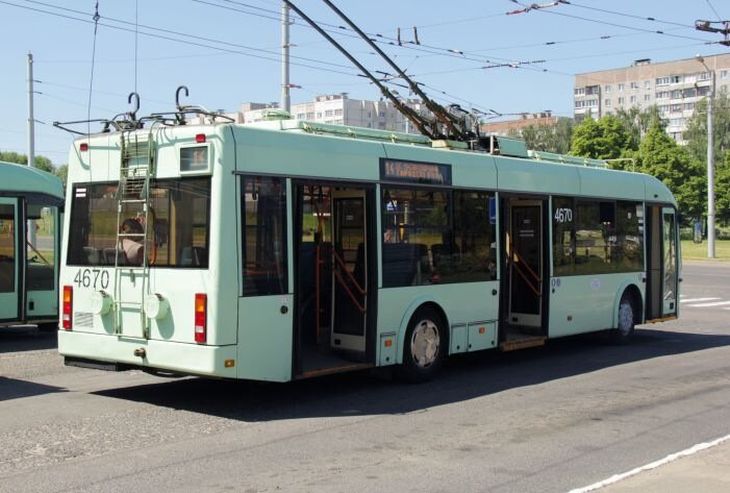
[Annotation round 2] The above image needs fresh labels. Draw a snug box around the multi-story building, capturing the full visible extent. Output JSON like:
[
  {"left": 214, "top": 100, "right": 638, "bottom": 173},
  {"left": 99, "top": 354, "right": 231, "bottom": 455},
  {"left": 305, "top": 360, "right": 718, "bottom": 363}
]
[
  {"left": 574, "top": 53, "right": 730, "bottom": 143},
  {"left": 238, "top": 93, "right": 428, "bottom": 133}
]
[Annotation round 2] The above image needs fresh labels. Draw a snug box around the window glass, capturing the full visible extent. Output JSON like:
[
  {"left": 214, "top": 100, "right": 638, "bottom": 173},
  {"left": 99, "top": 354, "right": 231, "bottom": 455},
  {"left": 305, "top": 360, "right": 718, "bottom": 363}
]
[
  {"left": 67, "top": 178, "right": 211, "bottom": 268},
  {"left": 382, "top": 188, "right": 448, "bottom": 287},
  {"left": 179, "top": 146, "right": 208, "bottom": 172},
  {"left": 575, "top": 201, "right": 614, "bottom": 274},
  {"left": 663, "top": 212, "right": 677, "bottom": 300},
  {"left": 242, "top": 176, "right": 288, "bottom": 296},
  {"left": 26, "top": 204, "right": 57, "bottom": 291},
  {"left": 444, "top": 191, "right": 496, "bottom": 282},
  {"left": 554, "top": 198, "right": 645, "bottom": 276},
  {"left": 615, "top": 202, "right": 644, "bottom": 272},
  {"left": 0, "top": 204, "right": 15, "bottom": 293},
  {"left": 552, "top": 197, "right": 575, "bottom": 276}
]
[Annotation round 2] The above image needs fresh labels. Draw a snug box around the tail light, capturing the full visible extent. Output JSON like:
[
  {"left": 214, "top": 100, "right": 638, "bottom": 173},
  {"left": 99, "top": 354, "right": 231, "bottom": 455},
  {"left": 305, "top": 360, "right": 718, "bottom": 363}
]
[
  {"left": 62, "top": 285, "right": 73, "bottom": 330},
  {"left": 194, "top": 293, "right": 207, "bottom": 343}
]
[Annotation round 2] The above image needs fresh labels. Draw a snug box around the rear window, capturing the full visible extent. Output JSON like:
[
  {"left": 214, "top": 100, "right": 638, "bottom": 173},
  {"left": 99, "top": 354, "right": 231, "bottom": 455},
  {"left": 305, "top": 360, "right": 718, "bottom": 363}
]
[{"left": 67, "top": 178, "right": 211, "bottom": 268}]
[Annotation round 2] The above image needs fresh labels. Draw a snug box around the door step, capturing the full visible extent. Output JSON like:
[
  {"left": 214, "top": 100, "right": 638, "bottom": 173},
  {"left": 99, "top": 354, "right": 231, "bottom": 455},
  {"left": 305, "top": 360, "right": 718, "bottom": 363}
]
[{"left": 500, "top": 336, "right": 546, "bottom": 352}]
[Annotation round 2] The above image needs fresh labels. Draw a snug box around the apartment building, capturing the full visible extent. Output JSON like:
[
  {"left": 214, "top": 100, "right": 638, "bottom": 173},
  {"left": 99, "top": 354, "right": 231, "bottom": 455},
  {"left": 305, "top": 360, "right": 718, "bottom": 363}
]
[
  {"left": 238, "top": 93, "right": 427, "bottom": 134},
  {"left": 574, "top": 53, "right": 730, "bottom": 143}
]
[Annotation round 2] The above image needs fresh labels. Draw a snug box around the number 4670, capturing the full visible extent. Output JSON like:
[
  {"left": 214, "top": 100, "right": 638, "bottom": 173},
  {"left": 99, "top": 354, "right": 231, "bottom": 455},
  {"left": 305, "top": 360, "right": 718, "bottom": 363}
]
[
  {"left": 554, "top": 208, "right": 573, "bottom": 223},
  {"left": 73, "top": 268, "right": 110, "bottom": 289}
]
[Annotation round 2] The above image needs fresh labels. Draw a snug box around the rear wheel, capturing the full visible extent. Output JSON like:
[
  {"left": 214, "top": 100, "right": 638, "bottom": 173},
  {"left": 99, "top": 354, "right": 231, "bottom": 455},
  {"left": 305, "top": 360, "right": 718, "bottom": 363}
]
[
  {"left": 398, "top": 307, "right": 446, "bottom": 382},
  {"left": 610, "top": 293, "right": 636, "bottom": 344}
]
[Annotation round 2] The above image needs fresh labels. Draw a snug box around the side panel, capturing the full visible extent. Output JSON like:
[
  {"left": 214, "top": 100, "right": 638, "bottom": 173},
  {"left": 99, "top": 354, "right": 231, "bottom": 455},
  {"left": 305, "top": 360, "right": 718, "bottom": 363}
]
[
  {"left": 237, "top": 296, "right": 293, "bottom": 381},
  {"left": 549, "top": 272, "right": 644, "bottom": 337},
  {"left": 377, "top": 283, "right": 500, "bottom": 364},
  {"left": 497, "top": 158, "right": 580, "bottom": 196},
  {"left": 579, "top": 168, "right": 645, "bottom": 201}
]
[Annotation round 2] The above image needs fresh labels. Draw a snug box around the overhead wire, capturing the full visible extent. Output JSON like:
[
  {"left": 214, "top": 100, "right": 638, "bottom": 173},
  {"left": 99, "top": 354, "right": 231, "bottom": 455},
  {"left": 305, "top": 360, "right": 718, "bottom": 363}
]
[
  {"left": 519, "top": 2, "right": 715, "bottom": 43},
  {"left": 9, "top": 0, "right": 719, "bottom": 132},
  {"left": 562, "top": 0, "right": 697, "bottom": 29},
  {"left": 199, "top": 0, "right": 721, "bottom": 84},
  {"left": 14, "top": 0, "right": 355, "bottom": 71},
  {"left": 87, "top": 0, "right": 100, "bottom": 137},
  {"left": 705, "top": 0, "right": 724, "bottom": 21}
]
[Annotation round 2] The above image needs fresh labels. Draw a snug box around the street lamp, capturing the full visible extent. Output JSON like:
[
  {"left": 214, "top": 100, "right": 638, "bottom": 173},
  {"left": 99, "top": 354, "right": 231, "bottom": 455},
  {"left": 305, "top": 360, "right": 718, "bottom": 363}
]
[{"left": 696, "top": 55, "right": 716, "bottom": 258}]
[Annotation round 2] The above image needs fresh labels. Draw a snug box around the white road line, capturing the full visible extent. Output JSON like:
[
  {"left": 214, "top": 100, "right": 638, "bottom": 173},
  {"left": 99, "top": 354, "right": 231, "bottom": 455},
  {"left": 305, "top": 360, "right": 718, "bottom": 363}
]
[
  {"left": 568, "top": 433, "right": 730, "bottom": 493},
  {"left": 687, "top": 301, "right": 730, "bottom": 308},
  {"left": 680, "top": 297, "right": 720, "bottom": 303}
]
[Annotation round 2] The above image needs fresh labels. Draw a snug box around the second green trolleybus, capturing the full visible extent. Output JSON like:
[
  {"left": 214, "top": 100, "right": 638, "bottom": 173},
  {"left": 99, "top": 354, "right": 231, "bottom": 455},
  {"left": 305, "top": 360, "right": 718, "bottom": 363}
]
[
  {"left": 57, "top": 113, "right": 680, "bottom": 382},
  {"left": 1, "top": 161, "right": 63, "bottom": 330}
]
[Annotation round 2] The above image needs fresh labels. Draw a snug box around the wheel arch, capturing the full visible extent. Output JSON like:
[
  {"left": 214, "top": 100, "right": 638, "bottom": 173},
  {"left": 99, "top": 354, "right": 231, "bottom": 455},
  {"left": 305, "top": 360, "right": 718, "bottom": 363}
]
[
  {"left": 396, "top": 297, "right": 450, "bottom": 364},
  {"left": 611, "top": 282, "right": 644, "bottom": 328}
]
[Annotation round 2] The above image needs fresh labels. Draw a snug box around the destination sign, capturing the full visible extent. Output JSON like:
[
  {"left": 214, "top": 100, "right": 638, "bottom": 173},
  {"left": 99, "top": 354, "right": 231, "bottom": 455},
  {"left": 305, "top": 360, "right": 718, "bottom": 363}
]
[{"left": 380, "top": 159, "right": 451, "bottom": 186}]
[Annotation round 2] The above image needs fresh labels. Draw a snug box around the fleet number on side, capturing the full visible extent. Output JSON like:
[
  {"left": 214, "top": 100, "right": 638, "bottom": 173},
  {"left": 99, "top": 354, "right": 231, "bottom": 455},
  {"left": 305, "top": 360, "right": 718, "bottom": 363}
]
[{"left": 73, "top": 269, "right": 110, "bottom": 290}]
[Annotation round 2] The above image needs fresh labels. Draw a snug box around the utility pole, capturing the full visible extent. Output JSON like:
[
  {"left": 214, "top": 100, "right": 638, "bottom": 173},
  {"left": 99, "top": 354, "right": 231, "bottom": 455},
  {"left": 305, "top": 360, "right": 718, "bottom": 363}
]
[
  {"left": 696, "top": 55, "right": 716, "bottom": 258},
  {"left": 27, "top": 52, "right": 35, "bottom": 168},
  {"left": 280, "top": 2, "right": 291, "bottom": 114}
]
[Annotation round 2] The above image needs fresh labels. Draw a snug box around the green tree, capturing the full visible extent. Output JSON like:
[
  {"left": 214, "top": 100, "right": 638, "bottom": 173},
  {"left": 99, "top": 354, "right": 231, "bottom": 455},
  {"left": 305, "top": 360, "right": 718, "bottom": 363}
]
[
  {"left": 0, "top": 151, "right": 54, "bottom": 171},
  {"left": 0, "top": 150, "right": 64, "bottom": 183},
  {"left": 0, "top": 151, "right": 29, "bottom": 165},
  {"left": 683, "top": 90, "right": 730, "bottom": 223},
  {"left": 55, "top": 164, "right": 68, "bottom": 187},
  {"left": 614, "top": 106, "right": 665, "bottom": 150},
  {"left": 510, "top": 118, "right": 573, "bottom": 154},
  {"left": 714, "top": 152, "right": 730, "bottom": 223},
  {"left": 684, "top": 90, "right": 730, "bottom": 165},
  {"left": 636, "top": 122, "right": 706, "bottom": 219},
  {"left": 569, "top": 115, "right": 631, "bottom": 159}
]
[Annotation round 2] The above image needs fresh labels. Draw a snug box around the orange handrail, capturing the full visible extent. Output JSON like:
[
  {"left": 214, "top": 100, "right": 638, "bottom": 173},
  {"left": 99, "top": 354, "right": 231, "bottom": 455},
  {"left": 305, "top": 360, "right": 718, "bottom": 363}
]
[
  {"left": 332, "top": 249, "right": 366, "bottom": 313},
  {"left": 509, "top": 239, "right": 541, "bottom": 296}
]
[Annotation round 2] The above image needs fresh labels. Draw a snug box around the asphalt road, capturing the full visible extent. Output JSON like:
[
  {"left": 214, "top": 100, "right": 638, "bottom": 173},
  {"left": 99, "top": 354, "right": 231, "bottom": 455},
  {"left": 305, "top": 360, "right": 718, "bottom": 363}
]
[{"left": 0, "top": 262, "right": 728, "bottom": 493}]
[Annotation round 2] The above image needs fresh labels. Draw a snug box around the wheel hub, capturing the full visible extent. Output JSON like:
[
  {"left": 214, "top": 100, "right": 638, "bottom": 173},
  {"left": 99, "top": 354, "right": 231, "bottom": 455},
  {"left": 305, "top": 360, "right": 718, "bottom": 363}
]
[{"left": 411, "top": 319, "right": 440, "bottom": 368}]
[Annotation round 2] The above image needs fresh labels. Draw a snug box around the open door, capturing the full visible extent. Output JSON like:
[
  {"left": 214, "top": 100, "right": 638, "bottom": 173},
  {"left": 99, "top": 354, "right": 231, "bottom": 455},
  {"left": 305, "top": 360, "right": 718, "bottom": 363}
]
[
  {"left": 507, "top": 200, "right": 543, "bottom": 328},
  {"left": 661, "top": 207, "right": 678, "bottom": 317},
  {"left": 330, "top": 192, "right": 368, "bottom": 352},
  {"left": 0, "top": 198, "right": 20, "bottom": 321},
  {"left": 646, "top": 205, "right": 679, "bottom": 321},
  {"left": 294, "top": 183, "right": 374, "bottom": 378}
]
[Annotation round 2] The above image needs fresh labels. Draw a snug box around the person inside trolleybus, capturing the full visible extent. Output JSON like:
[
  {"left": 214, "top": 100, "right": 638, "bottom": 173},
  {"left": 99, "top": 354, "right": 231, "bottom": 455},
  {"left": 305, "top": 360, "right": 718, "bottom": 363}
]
[{"left": 120, "top": 218, "right": 144, "bottom": 265}]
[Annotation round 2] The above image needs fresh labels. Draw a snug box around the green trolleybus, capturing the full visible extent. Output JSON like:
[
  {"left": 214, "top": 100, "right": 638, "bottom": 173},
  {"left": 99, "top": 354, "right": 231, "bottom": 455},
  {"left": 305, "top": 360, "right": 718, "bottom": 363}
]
[
  {"left": 0, "top": 161, "right": 64, "bottom": 329},
  {"left": 58, "top": 116, "right": 680, "bottom": 382}
]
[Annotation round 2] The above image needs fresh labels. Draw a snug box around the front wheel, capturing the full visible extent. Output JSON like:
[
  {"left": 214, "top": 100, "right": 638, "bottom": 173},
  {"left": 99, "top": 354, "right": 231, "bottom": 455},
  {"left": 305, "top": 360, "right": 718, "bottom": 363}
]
[
  {"left": 610, "top": 294, "right": 636, "bottom": 344},
  {"left": 398, "top": 307, "right": 446, "bottom": 382}
]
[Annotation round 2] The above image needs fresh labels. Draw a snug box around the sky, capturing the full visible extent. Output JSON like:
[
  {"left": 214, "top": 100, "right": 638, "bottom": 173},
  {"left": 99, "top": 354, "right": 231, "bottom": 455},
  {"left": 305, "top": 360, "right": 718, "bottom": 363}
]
[{"left": 1, "top": 0, "right": 728, "bottom": 165}]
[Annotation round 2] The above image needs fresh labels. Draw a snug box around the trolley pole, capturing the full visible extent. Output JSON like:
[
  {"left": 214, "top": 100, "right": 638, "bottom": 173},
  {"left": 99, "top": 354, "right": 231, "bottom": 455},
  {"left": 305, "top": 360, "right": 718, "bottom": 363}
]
[
  {"left": 27, "top": 52, "right": 35, "bottom": 168},
  {"left": 281, "top": 2, "right": 291, "bottom": 114},
  {"left": 697, "top": 55, "right": 716, "bottom": 258}
]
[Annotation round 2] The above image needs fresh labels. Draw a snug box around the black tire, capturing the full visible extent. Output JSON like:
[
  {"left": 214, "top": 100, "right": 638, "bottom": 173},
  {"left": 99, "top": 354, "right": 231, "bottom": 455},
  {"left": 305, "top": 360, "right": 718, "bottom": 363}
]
[
  {"left": 609, "top": 293, "right": 636, "bottom": 344},
  {"left": 398, "top": 306, "right": 446, "bottom": 382}
]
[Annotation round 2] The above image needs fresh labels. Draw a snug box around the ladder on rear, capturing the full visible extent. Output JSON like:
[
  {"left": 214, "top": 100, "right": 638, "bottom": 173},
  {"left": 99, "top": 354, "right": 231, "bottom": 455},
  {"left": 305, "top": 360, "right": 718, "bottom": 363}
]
[{"left": 112, "top": 130, "right": 156, "bottom": 338}]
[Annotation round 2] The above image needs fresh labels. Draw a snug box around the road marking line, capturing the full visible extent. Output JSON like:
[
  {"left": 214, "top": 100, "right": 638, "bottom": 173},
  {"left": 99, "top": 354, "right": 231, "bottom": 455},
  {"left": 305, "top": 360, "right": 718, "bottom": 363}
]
[
  {"left": 568, "top": 433, "right": 730, "bottom": 493},
  {"left": 680, "top": 297, "right": 720, "bottom": 303},
  {"left": 687, "top": 301, "right": 730, "bottom": 308}
]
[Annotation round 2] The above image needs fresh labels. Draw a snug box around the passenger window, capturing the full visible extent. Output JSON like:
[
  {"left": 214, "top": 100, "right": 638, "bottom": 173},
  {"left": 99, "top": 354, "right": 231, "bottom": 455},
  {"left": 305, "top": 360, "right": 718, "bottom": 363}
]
[
  {"left": 552, "top": 196, "right": 575, "bottom": 276},
  {"left": 382, "top": 188, "right": 447, "bottom": 287},
  {"left": 26, "top": 204, "right": 57, "bottom": 291},
  {"left": 242, "top": 176, "right": 288, "bottom": 296}
]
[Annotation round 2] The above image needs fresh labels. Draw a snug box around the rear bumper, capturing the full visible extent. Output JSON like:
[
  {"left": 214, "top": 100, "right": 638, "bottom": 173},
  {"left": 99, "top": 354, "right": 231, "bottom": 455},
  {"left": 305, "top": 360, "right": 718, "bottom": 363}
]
[{"left": 58, "top": 330, "right": 237, "bottom": 378}]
